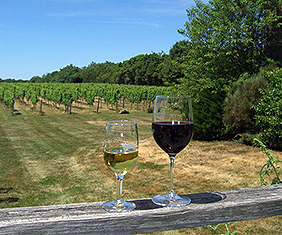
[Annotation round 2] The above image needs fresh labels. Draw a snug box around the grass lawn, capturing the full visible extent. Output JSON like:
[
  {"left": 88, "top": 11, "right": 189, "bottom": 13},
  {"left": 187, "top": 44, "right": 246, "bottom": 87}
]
[{"left": 0, "top": 100, "right": 282, "bottom": 234}]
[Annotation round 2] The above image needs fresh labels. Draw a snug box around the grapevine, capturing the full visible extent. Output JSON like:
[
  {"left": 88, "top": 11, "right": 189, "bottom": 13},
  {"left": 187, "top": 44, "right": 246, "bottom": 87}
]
[{"left": 0, "top": 83, "right": 170, "bottom": 114}]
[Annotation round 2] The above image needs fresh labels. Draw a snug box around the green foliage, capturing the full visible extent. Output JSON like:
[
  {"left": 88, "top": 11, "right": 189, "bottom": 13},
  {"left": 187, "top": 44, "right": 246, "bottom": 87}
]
[
  {"left": 14, "top": 85, "right": 25, "bottom": 100},
  {"left": 254, "top": 68, "right": 282, "bottom": 150},
  {"left": 258, "top": 0, "right": 282, "bottom": 63},
  {"left": 193, "top": 88, "right": 225, "bottom": 140},
  {"left": 158, "top": 55, "right": 182, "bottom": 86},
  {"left": 81, "top": 61, "right": 117, "bottom": 84},
  {"left": 0, "top": 83, "right": 15, "bottom": 113},
  {"left": 222, "top": 66, "right": 282, "bottom": 148},
  {"left": 31, "top": 64, "right": 82, "bottom": 83},
  {"left": 208, "top": 223, "right": 241, "bottom": 235},
  {"left": 115, "top": 53, "right": 165, "bottom": 85},
  {"left": 176, "top": 0, "right": 282, "bottom": 141},
  {"left": 223, "top": 72, "right": 267, "bottom": 135},
  {"left": 179, "top": 0, "right": 268, "bottom": 83},
  {"left": 30, "top": 53, "right": 168, "bottom": 86},
  {"left": 0, "top": 83, "right": 170, "bottom": 114},
  {"left": 254, "top": 138, "right": 282, "bottom": 185}
]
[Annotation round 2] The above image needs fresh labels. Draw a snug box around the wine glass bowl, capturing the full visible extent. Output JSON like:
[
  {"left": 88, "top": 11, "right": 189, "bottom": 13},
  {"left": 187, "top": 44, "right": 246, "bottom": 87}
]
[
  {"left": 152, "top": 95, "right": 193, "bottom": 207},
  {"left": 102, "top": 120, "right": 138, "bottom": 212}
]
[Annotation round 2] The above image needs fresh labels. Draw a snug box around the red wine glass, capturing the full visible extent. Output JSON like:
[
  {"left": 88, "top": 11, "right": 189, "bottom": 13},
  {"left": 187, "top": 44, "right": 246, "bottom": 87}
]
[{"left": 152, "top": 95, "right": 193, "bottom": 207}]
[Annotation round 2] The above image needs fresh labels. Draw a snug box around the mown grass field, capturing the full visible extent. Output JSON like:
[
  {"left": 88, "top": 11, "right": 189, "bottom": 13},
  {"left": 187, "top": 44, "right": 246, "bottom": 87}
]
[{"left": 0, "top": 99, "right": 282, "bottom": 234}]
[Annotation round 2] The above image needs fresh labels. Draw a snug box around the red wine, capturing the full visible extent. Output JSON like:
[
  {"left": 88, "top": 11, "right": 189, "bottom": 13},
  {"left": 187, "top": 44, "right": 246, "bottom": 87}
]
[{"left": 152, "top": 121, "right": 193, "bottom": 155}]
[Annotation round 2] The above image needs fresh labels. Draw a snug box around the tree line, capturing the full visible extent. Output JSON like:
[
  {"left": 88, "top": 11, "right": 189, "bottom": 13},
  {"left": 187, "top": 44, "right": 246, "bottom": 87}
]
[{"left": 28, "top": 52, "right": 180, "bottom": 86}]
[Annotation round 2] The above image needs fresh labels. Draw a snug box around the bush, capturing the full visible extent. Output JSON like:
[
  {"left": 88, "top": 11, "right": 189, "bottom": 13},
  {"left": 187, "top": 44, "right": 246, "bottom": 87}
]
[
  {"left": 223, "top": 72, "right": 267, "bottom": 136},
  {"left": 193, "top": 88, "right": 225, "bottom": 140},
  {"left": 254, "top": 68, "right": 282, "bottom": 150}
]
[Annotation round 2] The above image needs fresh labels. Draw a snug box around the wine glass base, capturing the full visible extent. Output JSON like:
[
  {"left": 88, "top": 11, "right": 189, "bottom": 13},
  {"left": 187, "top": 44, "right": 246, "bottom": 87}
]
[
  {"left": 102, "top": 200, "right": 136, "bottom": 212},
  {"left": 152, "top": 193, "right": 191, "bottom": 207}
]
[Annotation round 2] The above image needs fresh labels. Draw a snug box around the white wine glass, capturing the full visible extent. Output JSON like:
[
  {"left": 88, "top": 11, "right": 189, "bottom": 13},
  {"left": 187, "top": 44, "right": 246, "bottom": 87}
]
[
  {"left": 152, "top": 95, "right": 193, "bottom": 207},
  {"left": 102, "top": 120, "right": 139, "bottom": 212}
]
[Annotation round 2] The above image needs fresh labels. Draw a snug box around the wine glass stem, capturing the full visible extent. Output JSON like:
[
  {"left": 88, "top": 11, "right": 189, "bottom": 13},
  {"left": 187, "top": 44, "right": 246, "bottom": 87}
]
[
  {"left": 116, "top": 174, "right": 123, "bottom": 204},
  {"left": 169, "top": 155, "right": 175, "bottom": 195}
]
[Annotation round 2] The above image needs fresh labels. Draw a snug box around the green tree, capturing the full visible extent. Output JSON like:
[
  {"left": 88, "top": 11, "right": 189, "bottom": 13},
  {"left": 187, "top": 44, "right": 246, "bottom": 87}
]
[
  {"left": 259, "top": 0, "right": 282, "bottom": 63},
  {"left": 30, "top": 76, "right": 43, "bottom": 83},
  {"left": 179, "top": 0, "right": 272, "bottom": 84},
  {"left": 161, "top": 40, "right": 199, "bottom": 86},
  {"left": 41, "top": 71, "right": 59, "bottom": 83},
  {"left": 176, "top": 0, "right": 282, "bottom": 140},
  {"left": 81, "top": 61, "right": 117, "bottom": 83},
  {"left": 57, "top": 64, "right": 81, "bottom": 83},
  {"left": 116, "top": 53, "right": 165, "bottom": 86}
]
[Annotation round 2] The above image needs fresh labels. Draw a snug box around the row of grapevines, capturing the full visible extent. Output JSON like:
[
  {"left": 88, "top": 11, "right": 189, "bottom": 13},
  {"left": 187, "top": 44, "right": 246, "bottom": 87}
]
[
  {"left": 0, "top": 83, "right": 170, "bottom": 114},
  {"left": 0, "top": 83, "right": 15, "bottom": 113}
]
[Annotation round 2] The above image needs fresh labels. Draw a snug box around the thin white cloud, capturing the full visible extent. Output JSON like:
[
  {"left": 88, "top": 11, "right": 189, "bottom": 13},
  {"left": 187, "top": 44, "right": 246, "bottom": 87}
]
[
  {"left": 86, "top": 19, "right": 160, "bottom": 28},
  {"left": 140, "top": 8, "right": 185, "bottom": 16},
  {"left": 136, "top": 0, "right": 192, "bottom": 17},
  {"left": 146, "top": 0, "right": 195, "bottom": 6}
]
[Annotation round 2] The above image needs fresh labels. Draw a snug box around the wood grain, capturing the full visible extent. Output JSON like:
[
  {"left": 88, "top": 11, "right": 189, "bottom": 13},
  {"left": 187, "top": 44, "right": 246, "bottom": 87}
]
[{"left": 0, "top": 184, "right": 282, "bottom": 234}]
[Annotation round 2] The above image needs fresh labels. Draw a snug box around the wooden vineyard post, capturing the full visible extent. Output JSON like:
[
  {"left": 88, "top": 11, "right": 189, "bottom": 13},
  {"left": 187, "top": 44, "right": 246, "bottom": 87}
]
[
  {"left": 96, "top": 96, "right": 100, "bottom": 113},
  {"left": 39, "top": 99, "right": 43, "bottom": 114}
]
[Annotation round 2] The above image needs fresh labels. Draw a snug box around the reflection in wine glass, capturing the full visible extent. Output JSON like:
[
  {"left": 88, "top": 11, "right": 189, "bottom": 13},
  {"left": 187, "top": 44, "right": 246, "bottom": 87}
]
[
  {"left": 152, "top": 95, "right": 193, "bottom": 207},
  {"left": 102, "top": 120, "right": 139, "bottom": 212}
]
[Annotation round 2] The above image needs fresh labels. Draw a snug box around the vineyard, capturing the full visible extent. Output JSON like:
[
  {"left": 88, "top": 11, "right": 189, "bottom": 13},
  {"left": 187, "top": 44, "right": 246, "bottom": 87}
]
[{"left": 0, "top": 83, "right": 170, "bottom": 115}]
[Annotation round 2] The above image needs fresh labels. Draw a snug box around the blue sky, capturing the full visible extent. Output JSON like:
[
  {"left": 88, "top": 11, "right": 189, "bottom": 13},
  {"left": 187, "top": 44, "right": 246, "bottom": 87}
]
[{"left": 0, "top": 0, "right": 205, "bottom": 80}]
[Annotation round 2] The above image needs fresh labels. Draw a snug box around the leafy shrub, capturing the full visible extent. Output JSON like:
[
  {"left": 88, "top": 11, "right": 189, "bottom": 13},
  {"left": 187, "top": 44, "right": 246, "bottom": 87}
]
[
  {"left": 193, "top": 88, "right": 225, "bottom": 140},
  {"left": 223, "top": 72, "right": 267, "bottom": 136},
  {"left": 254, "top": 68, "right": 282, "bottom": 150}
]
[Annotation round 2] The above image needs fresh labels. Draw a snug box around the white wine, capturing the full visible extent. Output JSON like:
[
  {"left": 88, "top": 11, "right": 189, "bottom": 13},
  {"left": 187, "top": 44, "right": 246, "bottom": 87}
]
[
  {"left": 102, "top": 120, "right": 138, "bottom": 212},
  {"left": 104, "top": 150, "right": 138, "bottom": 175}
]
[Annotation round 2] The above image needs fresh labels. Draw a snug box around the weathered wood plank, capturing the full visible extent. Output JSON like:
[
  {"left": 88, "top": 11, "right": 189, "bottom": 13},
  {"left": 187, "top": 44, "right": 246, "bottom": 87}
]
[{"left": 0, "top": 184, "right": 282, "bottom": 234}]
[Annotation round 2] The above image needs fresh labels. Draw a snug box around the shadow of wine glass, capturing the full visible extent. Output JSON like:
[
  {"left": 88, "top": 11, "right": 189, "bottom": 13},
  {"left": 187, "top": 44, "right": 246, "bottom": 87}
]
[
  {"left": 132, "top": 192, "right": 226, "bottom": 210},
  {"left": 0, "top": 197, "right": 19, "bottom": 203},
  {"left": 0, "top": 187, "right": 19, "bottom": 203},
  {"left": 182, "top": 192, "right": 226, "bottom": 204}
]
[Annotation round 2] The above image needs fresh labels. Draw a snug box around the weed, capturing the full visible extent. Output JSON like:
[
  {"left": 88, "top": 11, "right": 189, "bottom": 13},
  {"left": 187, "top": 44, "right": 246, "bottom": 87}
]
[
  {"left": 254, "top": 138, "right": 282, "bottom": 185},
  {"left": 208, "top": 223, "right": 241, "bottom": 235}
]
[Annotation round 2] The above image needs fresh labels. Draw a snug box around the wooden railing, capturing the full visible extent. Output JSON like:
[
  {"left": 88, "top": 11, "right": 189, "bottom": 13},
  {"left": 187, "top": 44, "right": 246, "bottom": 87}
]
[{"left": 0, "top": 184, "right": 282, "bottom": 234}]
